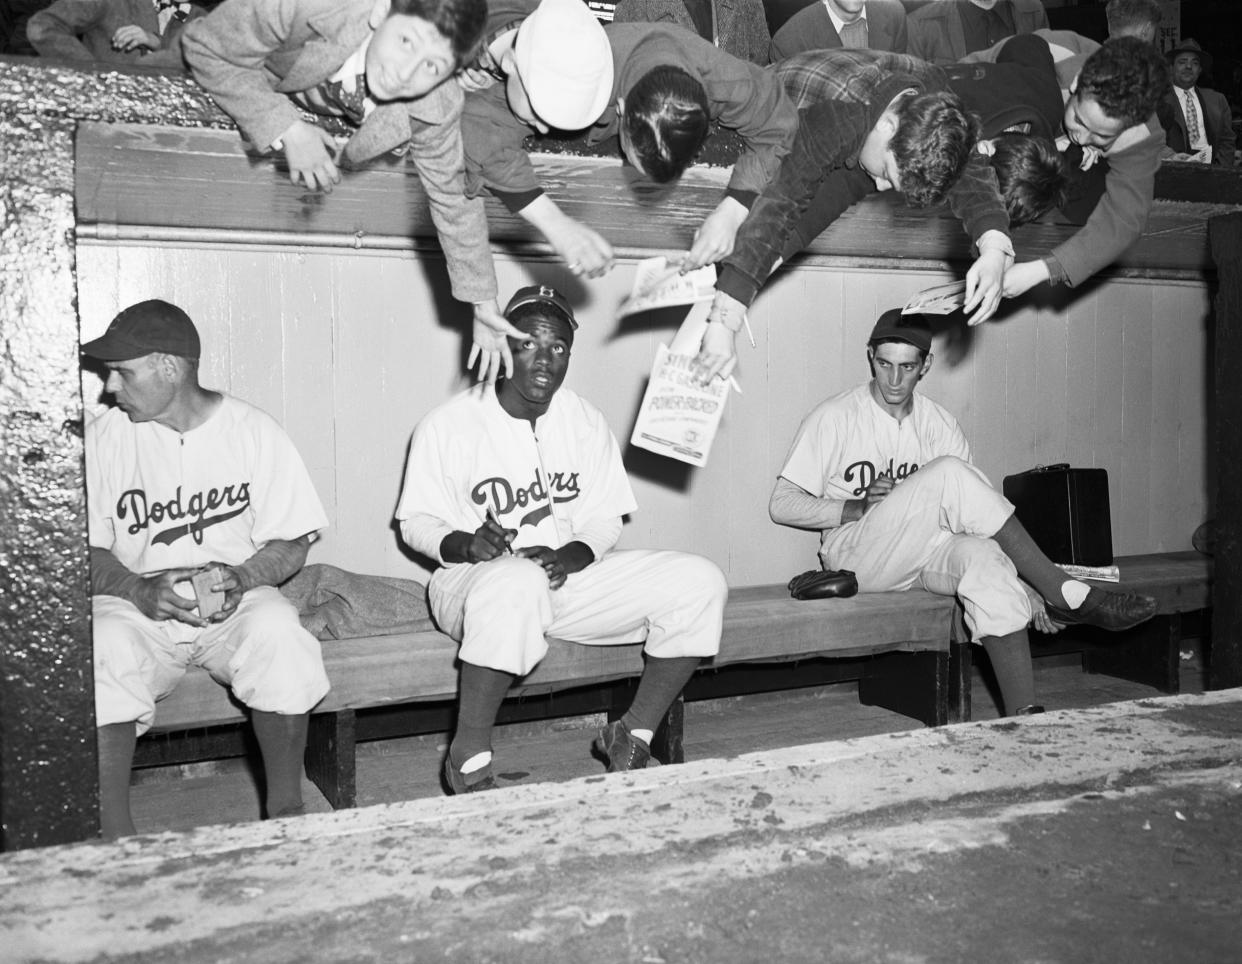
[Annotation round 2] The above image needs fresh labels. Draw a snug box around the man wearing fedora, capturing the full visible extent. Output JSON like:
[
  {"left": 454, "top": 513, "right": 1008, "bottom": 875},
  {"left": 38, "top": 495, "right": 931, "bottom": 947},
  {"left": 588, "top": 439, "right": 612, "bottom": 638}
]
[
  {"left": 83, "top": 300, "right": 331, "bottom": 837},
  {"left": 769, "top": 310, "right": 1158, "bottom": 717},
  {"left": 1159, "top": 38, "right": 1235, "bottom": 167},
  {"left": 396, "top": 286, "right": 727, "bottom": 793}
]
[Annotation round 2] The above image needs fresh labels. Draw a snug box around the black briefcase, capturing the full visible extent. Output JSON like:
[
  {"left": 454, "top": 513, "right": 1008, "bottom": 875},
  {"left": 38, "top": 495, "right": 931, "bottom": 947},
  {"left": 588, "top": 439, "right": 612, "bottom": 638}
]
[{"left": 1002, "top": 463, "right": 1114, "bottom": 566}]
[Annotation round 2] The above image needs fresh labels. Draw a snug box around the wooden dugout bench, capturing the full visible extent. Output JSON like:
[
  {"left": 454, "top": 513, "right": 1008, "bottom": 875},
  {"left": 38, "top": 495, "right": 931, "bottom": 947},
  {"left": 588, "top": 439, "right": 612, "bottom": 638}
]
[
  {"left": 142, "top": 551, "right": 1212, "bottom": 809},
  {"left": 145, "top": 585, "right": 963, "bottom": 809}
]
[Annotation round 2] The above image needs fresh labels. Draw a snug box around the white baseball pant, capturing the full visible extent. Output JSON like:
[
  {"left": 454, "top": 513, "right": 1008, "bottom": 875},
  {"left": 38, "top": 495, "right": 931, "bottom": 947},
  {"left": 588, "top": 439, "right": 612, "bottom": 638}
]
[
  {"left": 93, "top": 587, "right": 330, "bottom": 734},
  {"left": 821, "top": 456, "right": 1032, "bottom": 639},
  {"left": 429, "top": 549, "right": 728, "bottom": 676}
]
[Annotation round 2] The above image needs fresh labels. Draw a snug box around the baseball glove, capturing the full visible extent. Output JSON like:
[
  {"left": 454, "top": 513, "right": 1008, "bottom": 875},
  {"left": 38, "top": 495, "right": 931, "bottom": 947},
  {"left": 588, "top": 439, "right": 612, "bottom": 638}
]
[{"left": 788, "top": 568, "right": 858, "bottom": 600}]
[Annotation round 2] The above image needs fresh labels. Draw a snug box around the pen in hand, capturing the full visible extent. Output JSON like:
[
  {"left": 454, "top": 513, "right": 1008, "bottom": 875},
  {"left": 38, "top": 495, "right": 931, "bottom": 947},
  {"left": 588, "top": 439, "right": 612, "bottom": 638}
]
[{"left": 486, "top": 505, "right": 514, "bottom": 554}]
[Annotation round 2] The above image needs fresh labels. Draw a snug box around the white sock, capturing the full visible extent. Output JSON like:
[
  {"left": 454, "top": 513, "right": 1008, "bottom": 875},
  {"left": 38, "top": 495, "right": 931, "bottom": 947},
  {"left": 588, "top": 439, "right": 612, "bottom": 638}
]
[
  {"left": 459, "top": 750, "right": 492, "bottom": 774},
  {"left": 1061, "top": 580, "right": 1091, "bottom": 609},
  {"left": 630, "top": 728, "right": 653, "bottom": 745}
]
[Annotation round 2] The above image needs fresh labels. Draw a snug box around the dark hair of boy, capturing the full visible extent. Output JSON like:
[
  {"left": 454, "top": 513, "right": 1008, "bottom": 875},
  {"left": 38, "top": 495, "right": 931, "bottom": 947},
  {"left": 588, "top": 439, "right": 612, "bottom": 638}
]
[
  {"left": 889, "top": 90, "right": 979, "bottom": 208},
  {"left": 990, "top": 133, "right": 1070, "bottom": 227},
  {"left": 622, "top": 66, "right": 712, "bottom": 184},
  {"left": 1077, "top": 36, "right": 1170, "bottom": 129},
  {"left": 391, "top": 0, "right": 487, "bottom": 63},
  {"left": 1104, "top": 0, "right": 1162, "bottom": 37}
]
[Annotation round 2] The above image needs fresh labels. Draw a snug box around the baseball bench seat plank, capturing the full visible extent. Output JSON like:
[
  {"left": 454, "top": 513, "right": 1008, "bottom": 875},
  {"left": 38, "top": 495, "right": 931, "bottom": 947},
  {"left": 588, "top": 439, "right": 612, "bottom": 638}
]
[
  {"left": 148, "top": 584, "right": 960, "bottom": 808},
  {"left": 1078, "top": 551, "right": 1213, "bottom": 693}
]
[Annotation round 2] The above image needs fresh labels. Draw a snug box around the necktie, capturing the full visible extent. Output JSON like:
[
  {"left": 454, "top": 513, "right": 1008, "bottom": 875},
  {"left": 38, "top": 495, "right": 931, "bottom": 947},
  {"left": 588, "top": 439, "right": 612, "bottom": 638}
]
[
  {"left": 838, "top": 18, "right": 868, "bottom": 49},
  {"left": 154, "top": 0, "right": 191, "bottom": 22},
  {"left": 1183, "top": 91, "right": 1201, "bottom": 147}
]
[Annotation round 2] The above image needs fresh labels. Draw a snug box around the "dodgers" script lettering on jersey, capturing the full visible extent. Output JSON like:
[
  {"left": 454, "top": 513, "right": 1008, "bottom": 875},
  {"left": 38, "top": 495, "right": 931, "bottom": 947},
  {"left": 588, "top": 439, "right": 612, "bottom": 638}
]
[
  {"left": 472, "top": 470, "right": 580, "bottom": 529},
  {"left": 844, "top": 459, "right": 919, "bottom": 496},
  {"left": 118, "top": 483, "right": 251, "bottom": 546}
]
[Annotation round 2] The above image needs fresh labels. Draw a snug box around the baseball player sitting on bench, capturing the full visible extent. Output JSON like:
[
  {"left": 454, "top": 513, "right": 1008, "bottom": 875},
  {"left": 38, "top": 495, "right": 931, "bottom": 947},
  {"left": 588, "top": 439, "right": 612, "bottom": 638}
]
[
  {"left": 396, "top": 285, "right": 728, "bottom": 792},
  {"left": 84, "top": 300, "right": 331, "bottom": 837},
  {"left": 770, "top": 310, "right": 1158, "bottom": 716}
]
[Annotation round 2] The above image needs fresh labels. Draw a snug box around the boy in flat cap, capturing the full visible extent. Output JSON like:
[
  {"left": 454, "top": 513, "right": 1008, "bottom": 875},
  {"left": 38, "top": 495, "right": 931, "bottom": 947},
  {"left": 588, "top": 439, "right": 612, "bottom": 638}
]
[
  {"left": 396, "top": 285, "right": 727, "bottom": 792},
  {"left": 769, "top": 310, "right": 1157, "bottom": 716},
  {"left": 83, "top": 300, "right": 330, "bottom": 837}
]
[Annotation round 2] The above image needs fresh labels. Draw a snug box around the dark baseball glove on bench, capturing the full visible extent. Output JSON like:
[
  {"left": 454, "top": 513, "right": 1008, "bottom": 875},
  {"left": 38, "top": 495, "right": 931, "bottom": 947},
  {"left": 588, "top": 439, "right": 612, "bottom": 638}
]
[{"left": 788, "top": 568, "right": 858, "bottom": 600}]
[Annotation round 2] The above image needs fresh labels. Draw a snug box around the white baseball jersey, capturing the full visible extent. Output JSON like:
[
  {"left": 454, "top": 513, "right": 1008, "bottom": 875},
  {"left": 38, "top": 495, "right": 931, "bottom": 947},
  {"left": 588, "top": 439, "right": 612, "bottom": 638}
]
[
  {"left": 779, "top": 382, "right": 970, "bottom": 522},
  {"left": 396, "top": 385, "right": 638, "bottom": 566},
  {"left": 87, "top": 395, "right": 328, "bottom": 574}
]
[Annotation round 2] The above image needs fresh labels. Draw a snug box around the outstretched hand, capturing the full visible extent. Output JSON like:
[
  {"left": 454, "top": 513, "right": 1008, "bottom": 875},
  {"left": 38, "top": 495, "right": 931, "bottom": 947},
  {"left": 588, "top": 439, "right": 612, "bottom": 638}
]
[
  {"left": 964, "top": 248, "right": 1007, "bottom": 326},
  {"left": 281, "top": 120, "right": 342, "bottom": 193},
  {"left": 112, "top": 24, "right": 159, "bottom": 51},
  {"left": 682, "top": 197, "right": 749, "bottom": 272},
  {"left": 692, "top": 291, "right": 745, "bottom": 385},
  {"left": 468, "top": 300, "right": 524, "bottom": 383}
]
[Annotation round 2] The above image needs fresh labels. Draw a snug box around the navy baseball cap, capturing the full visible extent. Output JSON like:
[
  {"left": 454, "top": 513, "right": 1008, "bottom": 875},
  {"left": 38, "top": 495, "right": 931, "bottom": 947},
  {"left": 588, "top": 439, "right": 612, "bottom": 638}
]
[
  {"left": 868, "top": 309, "right": 932, "bottom": 354},
  {"left": 503, "top": 285, "right": 579, "bottom": 330},
  {"left": 82, "top": 300, "right": 201, "bottom": 361}
]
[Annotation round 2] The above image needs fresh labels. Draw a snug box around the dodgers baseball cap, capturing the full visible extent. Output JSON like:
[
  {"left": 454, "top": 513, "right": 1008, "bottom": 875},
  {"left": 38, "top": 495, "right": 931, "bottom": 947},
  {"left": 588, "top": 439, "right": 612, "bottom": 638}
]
[
  {"left": 868, "top": 309, "right": 933, "bottom": 354},
  {"left": 81, "top": 299, "right": 201, "bottom": 361},
  {"left": 504, "top": 284, "right": 579, "bottom": 331},
  {"left": 513, "top": 0, "right": 614, "bottom": 131}
]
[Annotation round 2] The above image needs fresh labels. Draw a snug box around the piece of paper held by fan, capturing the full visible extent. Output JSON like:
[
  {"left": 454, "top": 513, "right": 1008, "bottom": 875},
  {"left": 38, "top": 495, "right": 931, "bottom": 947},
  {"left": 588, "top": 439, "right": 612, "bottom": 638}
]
[
  {"left": 619, "top": 256, "right": 717, "bottom": 317},
  {"left": 631, "top": 303, "right": 729, "bottom": 467},
  {"left": 903, "top": 280, "right": 967, "bottom": 315}
]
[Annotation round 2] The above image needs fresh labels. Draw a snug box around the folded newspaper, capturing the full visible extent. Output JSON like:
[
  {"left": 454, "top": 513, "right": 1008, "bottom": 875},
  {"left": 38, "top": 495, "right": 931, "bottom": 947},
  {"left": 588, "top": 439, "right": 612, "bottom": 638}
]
[
  {"left": 902, "top": 280, "right": 967, "bottom": 315},
  {"left": 1056, "top": 563, "right": 1121, "bottom": 583},
  {"left": 619, "top": 257, "right": 718, "bottom": 317}
]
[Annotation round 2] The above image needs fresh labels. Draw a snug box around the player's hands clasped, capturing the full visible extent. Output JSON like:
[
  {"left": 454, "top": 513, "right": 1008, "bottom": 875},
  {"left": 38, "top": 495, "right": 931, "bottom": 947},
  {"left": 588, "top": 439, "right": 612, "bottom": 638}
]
[
  {"left": 131, "top": 567, "right": 210, "bottom": 627},
  {"left": 281, "top": 120, "right": 342, "bottom": 192},
  {"left": 202, "top": 563, "right": 247, "bottom": 623},
  {"left": 517, "top": 545, "right": 567, "bottom": 589}
]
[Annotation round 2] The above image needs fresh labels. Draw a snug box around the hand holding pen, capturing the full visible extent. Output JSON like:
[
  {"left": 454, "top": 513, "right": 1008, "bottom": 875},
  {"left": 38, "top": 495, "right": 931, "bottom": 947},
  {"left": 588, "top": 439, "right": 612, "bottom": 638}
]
[{"left": 466, "top": 505, "right": 516, "bottom": 562}]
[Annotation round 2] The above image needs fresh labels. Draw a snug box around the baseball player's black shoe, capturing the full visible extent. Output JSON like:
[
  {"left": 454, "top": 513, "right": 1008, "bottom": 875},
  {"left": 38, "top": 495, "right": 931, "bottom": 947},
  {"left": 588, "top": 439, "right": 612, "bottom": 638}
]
[
  {"left": 594, "top": 720, "right": 651, "bottom": 773},
  {"left": 442, "top": 755, "right": 498, "bottom": 794},
  {"left": 1043, "top": 587, "right": 1158, "bottom": 632}
]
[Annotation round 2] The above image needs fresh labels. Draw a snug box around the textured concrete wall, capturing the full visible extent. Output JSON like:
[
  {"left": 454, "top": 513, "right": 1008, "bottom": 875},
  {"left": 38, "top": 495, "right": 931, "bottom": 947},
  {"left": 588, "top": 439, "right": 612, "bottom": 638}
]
[{"left": 0, "top": 57, "right": 228, "bottom": 850}]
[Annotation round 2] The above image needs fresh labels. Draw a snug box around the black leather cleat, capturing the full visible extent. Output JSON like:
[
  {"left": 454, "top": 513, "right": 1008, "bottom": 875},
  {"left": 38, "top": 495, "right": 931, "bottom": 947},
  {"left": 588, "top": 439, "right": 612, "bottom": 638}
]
[
  {"left": 594, "top": 720, "right": 651, "bottom": 773},
  {"left": 1044, "top": 587, "right": 1158, "bottom": 632}
]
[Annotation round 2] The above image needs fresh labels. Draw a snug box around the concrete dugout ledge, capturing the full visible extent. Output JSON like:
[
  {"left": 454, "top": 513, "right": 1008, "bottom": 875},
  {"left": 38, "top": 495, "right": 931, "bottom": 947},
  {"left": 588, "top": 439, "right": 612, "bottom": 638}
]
[{"left": 3, "top": 689, "right": 1241, "bottom": 962}]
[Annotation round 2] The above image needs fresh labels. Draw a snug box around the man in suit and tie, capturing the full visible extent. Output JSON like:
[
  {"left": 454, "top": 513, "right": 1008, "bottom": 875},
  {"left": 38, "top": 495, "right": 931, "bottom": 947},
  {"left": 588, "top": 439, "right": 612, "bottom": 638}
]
[
  {"left": 1159, "top": 39, "right": 1235, "bottom": 168},
  {"left": 27, "top": 0, "right": 207, "bottom": 70},
  {"left": 768, "top": 0, "right": 907, "bottom": 63}
]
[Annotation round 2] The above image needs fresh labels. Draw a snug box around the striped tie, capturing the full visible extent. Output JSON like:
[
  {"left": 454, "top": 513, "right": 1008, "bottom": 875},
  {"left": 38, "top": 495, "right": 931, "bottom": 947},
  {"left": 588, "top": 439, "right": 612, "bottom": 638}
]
[{"left": 838, "top": 18, "right": 868, "bottom": 49}]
